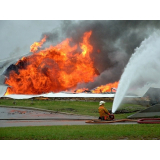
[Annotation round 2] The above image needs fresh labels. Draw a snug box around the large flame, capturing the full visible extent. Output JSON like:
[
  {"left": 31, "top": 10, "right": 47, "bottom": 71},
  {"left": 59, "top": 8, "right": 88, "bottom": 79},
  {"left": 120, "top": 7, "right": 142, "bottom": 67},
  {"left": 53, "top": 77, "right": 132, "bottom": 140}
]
[
  {"left": 5, "top": 31, "right": 119, "bottom": 95},
  {"left": 5, "top": 31, "right": 98, "bottom": 95}
]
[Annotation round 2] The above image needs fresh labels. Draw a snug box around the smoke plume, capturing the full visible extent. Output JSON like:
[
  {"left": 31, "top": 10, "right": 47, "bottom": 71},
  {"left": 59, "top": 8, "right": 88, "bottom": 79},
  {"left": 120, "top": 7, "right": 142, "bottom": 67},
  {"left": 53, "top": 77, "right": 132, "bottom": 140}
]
[
  {"left": 42, "top": 20, "right": 160, "bottom": 89},
  {"left": 5, "top": 20, "right": 160, "bottom": 90}
]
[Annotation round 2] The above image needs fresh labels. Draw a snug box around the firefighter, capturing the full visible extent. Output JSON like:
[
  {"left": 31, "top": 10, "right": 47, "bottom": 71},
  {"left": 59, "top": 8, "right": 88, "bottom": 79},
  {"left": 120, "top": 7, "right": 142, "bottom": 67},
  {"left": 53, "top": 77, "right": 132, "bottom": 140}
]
[{"left": 98, "top": 101, "right": 111, "bottom": 120}]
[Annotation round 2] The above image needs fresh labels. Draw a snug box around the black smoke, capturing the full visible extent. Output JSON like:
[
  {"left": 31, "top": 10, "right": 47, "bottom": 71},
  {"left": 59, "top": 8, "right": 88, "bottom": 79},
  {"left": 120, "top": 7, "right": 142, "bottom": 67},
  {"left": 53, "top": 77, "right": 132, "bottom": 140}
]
[
  {"left": 5, "top": 20, "right": 160, "bottom": 90},
  {"left": 41, "top": 20, "right": 160, "bottom": 90}
]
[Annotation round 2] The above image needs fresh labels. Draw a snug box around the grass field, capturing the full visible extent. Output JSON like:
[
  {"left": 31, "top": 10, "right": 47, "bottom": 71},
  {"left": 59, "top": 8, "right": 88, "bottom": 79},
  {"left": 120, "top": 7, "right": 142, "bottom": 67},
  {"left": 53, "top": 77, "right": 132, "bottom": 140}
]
[
  {"left": 0, "top": 124, "right": 160, "bottom": 140},
  {"left": 0, "top": 98, "right": 157, "bottom": 140},
  {"left": 0, "top": 98, "right": 146, "bottom": 119}
]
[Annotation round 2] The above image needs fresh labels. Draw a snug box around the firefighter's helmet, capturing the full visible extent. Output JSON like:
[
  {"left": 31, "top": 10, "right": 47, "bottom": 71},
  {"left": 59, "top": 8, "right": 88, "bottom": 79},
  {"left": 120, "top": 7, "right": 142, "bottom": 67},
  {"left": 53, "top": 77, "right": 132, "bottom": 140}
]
[{"left": 99, "top": 101, "right": 105, "bottom": 106}]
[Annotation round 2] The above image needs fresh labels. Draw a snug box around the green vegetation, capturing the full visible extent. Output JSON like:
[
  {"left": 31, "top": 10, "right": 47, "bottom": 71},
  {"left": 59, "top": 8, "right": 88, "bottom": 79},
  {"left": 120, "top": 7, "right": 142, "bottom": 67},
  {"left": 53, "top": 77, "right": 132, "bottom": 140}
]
[
  {"left": 0, "top": 99, "right": 159, "bottom": 140},
  {"left": 0, "top": 124, "right": 160, "bottom": 140},
  {"left": 0, "top": 98, "right": 146, "bottom": 119}
]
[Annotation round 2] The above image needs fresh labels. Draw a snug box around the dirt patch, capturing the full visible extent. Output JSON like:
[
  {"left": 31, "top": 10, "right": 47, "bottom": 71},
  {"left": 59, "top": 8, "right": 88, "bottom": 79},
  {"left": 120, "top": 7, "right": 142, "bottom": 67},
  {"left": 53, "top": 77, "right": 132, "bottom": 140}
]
[{"left": 9, "top": 110, "right": 27, "bottom": 114}]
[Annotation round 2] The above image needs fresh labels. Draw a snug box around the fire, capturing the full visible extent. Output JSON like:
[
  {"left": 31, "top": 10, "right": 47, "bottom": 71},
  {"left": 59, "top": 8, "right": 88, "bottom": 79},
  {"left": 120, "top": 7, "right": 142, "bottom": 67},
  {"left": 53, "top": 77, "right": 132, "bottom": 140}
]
[
  {"left": 30, "top": 35, "right": 47, "bottom": 53},
  {"left": 5, "top": 30, "right": 119, "bottom": 96},
  {"left": 5, "top": 31, "right": 99, "bottom": 95},
  {"left": 80, "top": 31, "right": 93, "bottom": 57},
  {"left": 91, "top": 82, "right": 119, "bottom": 93},
  {"left": 75, "top": 88, "right": 89, "bottom": 93}
]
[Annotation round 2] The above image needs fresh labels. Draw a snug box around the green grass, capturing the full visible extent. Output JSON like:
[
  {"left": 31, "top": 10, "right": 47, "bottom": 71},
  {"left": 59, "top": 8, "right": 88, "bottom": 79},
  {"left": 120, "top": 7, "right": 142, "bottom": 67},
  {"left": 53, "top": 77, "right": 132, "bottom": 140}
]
[
  {"left": 0, "top": 124, "right": 160, "bottom": 140},
  {"left": 0, "top": 99, "right": 146, "bottom": 119},
  {"left": 0, "top": 99, "right": 158, "bottom": 140}
]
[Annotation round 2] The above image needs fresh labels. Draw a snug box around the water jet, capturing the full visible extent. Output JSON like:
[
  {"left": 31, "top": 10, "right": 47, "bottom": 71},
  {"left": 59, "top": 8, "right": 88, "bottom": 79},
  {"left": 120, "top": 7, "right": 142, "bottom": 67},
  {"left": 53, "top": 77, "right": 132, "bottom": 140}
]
[{"left": 112, "top": 31, "right": 160, "bottom": 113}]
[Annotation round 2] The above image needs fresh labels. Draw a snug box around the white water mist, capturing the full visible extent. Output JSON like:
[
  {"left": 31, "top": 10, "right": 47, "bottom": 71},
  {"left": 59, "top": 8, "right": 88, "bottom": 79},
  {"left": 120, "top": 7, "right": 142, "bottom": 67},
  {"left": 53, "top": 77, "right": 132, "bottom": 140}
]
[{"left": 112, "top": 31, "right": 160, "bottom": 113}]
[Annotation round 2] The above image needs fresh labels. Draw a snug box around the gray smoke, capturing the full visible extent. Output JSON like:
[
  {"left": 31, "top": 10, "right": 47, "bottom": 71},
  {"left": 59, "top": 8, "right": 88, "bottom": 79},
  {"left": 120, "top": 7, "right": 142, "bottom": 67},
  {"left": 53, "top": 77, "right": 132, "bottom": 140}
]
[
  {"left": 42, "top": 20, "right": 160, "bottom": 89},
  {"left": 4, "top": 20, "right": 160, "bottom": 91}
]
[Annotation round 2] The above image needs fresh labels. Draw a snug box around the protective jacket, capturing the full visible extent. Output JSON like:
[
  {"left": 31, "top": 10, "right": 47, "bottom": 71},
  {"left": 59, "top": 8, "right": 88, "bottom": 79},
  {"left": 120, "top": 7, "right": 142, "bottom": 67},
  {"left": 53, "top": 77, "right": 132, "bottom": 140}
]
[{"left": 98, "top": 106, "right": 110, "bottom": 120}]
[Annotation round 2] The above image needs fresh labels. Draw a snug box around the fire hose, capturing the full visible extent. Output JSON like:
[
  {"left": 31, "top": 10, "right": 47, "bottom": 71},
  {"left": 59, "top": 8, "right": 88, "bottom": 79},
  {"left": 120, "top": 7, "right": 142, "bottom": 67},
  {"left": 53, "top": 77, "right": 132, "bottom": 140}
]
[
  {"left": 85, "top": 119, "right": 138, "bottom": 123},
  {"left": 137, "top": 118, "right": 160, "bottom": 124},
  {"left": 85, "top": 114, "right": 137, "bottom": 123},
  {"left": 85, "top": 118, "right": 160, "bottom": 124}
]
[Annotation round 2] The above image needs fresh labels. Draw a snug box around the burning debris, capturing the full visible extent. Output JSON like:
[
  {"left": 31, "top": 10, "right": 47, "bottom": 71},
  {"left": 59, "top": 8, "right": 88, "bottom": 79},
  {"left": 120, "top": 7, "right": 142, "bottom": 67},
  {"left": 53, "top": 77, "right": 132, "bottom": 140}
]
[
  {"left": 4, "top": 30, "right": 118, "bottom": 95},
  {"left": 2, "top": 20, "right": 160, "bottom": 97},
  {"left": 91, "top": 82, "right": 118, "bottom": 93}
]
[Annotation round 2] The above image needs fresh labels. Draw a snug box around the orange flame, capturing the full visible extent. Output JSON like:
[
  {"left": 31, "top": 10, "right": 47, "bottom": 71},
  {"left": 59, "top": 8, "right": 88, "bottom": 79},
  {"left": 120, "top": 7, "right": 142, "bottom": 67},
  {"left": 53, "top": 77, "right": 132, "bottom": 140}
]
[
  {"left": 5, "top": 31, "right": 99, "bottom": 95},
  {"left": 80, "top": 31, "right": 93, "bottom": 57},
  {"left": 5, "top": 31, "right": 119, "bottom": 96},
  {"left": 75, "top": 88, "right": 89, "bottom": 93},
  {"left": 30, "top": 35, "right": 47, "bottom": 53},
  {"left": 91, "top": 82, "right": 119, "bottom": 93}
]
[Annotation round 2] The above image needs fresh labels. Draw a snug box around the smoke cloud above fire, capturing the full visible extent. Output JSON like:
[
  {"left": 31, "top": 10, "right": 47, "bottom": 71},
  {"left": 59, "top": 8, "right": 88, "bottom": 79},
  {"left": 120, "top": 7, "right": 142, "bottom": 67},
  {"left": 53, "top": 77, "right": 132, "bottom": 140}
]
[
  {"left": 40, "top": 20, "right": 160, "bottom": 90},
  {"left": 2, "top": 20, "right": 160, "bottom": 94}
]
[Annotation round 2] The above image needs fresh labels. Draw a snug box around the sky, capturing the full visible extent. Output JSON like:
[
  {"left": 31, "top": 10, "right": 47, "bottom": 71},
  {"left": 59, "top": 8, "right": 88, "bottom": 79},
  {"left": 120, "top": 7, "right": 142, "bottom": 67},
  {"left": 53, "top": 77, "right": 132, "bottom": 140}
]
[
  {"left": 0, "top": 20, "right": 61, "bottom": 59},
  {"left": 0, "top": 0, "right": 159, "bottom": 61}
]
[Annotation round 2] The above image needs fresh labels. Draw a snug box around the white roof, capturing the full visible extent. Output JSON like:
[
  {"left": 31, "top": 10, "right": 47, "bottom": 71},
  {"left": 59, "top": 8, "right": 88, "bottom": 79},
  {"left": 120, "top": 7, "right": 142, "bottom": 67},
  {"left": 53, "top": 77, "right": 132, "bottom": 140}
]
[{"left": 3, "top": 92, "right": 115, "bottom": 99}]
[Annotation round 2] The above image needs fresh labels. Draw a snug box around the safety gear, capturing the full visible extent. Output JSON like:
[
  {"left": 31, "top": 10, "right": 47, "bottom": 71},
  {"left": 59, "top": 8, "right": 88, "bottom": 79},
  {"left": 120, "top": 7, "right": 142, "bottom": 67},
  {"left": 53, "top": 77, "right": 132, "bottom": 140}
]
[
  {"left": 99, "top": 101, "right": 105, "bottom": 106},
  {"left": 98, "top": 106, "right": 110, "bottom": 120}
]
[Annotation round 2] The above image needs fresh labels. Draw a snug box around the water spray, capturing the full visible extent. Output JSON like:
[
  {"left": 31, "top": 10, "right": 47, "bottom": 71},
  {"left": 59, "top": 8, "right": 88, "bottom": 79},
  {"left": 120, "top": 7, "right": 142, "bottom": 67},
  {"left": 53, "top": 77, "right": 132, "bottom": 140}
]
[{"left": 112, "top": 31, "right": 160, "bottom": 113}]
